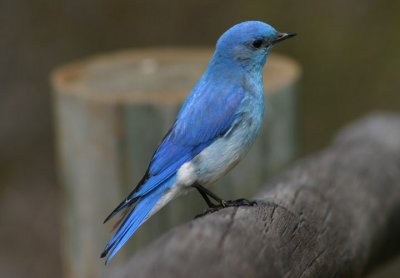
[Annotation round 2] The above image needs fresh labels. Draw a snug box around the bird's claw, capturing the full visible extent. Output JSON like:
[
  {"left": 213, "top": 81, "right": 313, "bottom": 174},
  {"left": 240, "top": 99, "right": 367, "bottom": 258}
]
[
  {"left": 223, "top": 198, "right": 257, "bottom": 207},
  {"left": 194, "top": 198, "right": 257, "bottom": 218}
]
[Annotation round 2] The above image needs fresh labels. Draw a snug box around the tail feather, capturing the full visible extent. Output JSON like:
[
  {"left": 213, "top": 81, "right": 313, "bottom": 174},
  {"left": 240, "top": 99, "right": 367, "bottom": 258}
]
[
  {"left": 101, "top": 177, "right": 174, "bottom": 264},
  {"left": 103, "top": 164, "right": 180, "bottom": 224}
]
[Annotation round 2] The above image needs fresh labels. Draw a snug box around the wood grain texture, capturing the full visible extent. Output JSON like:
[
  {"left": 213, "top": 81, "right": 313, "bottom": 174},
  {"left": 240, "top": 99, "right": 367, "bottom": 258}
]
[
  {"left": 105, "top": 113, "right": 400, "bottom": 278},
  {"left": 51, "top": 49, "right": 301, "bottom": 278}
]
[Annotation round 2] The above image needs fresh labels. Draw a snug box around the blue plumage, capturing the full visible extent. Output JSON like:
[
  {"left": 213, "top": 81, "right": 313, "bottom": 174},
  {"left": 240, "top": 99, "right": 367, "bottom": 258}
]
[
  {"left": 101, "top": 21, "right": 296, "bottom": 263},
  {"left": 102, "top": 176, "right": 176, "bottom": 263}
]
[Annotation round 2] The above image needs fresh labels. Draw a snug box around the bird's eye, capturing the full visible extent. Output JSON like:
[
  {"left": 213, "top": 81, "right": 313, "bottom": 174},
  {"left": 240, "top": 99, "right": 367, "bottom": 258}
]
[{"left": 252, "top": 39, "right": 263, "bottom": 49}]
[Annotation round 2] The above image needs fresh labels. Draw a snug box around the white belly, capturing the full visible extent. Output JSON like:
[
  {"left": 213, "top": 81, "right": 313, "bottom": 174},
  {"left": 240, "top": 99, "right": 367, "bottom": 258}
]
[{"left": 175, "top": 110, "right": 262, "bottom": 188}]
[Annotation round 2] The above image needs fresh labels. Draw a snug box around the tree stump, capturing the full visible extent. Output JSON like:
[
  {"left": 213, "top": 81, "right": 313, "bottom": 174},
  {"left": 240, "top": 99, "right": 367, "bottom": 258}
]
[{"left": 51, "top": 48, "right": 301, "bottom": 278}]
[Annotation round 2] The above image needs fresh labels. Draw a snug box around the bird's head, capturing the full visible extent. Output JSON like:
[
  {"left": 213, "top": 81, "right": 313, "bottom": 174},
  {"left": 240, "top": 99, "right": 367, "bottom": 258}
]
[{"left": 215, "top": 21, "right": 296, "bottom": 69}]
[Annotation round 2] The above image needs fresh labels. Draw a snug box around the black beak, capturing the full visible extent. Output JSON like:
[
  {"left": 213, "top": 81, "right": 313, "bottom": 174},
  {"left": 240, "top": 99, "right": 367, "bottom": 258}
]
[{"left": 271, "top": 32, "right": 297, "bottom": 45}]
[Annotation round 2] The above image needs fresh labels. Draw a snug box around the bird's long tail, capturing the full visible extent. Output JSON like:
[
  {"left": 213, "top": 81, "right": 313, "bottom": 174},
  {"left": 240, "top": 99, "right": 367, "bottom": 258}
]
[{"left": 101, "top": 177, "right": 174, "bottom": 264}]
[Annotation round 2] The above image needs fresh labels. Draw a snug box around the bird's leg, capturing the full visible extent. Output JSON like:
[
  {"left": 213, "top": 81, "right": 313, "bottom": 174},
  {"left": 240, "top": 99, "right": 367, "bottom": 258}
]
[
  {"left": 194, "top": 185, "right": 217, "bottom": 208},
  {"left": 193, "top": 183, "right": 224, "bottom": 207},
  {"left": 193, "top": 183, "right": 257, "bottom": 218}
]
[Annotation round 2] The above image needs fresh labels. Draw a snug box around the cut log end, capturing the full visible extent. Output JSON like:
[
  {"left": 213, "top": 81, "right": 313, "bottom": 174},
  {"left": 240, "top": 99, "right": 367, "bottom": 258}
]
[{"left": 51, "top": 48, "right": 301, "bottom": 104}]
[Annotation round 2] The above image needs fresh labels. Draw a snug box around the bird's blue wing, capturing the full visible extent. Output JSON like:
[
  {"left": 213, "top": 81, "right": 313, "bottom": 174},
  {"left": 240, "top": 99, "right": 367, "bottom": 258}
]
[
  {"left": 134, "top": 83, "right": 246, "bottom": 197},
  {"left": 103, "top": 82, "right": 245, "bottom": 223}
]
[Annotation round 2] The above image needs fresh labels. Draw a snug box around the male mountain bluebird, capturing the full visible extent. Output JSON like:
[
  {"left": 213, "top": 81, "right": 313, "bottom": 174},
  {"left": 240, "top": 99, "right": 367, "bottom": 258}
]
[{"left": 101, "top": 20, "right": 295, "bottom": 263}]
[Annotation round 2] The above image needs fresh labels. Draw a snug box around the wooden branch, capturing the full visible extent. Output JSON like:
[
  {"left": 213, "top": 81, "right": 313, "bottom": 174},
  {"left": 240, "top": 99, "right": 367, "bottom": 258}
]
[{"left": 105, "top": 113, "right": 400, "bottom": 278}]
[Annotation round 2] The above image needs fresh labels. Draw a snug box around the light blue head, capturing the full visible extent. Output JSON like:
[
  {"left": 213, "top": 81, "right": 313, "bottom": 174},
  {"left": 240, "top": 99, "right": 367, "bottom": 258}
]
[{"left": 214, "top": 21, "right": 296, "bottom": 70}]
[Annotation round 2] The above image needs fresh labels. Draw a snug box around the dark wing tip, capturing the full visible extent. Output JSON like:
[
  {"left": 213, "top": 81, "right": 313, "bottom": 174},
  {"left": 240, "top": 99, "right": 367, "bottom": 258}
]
[
  {"left": 103, "top": 197, "right": 133, "bottom": 224},
  {"left": 103, "top": 212, "right": 114, "bottom": 224},
  {"left": 103, "top": 173, "right": 149, "bottom": 224},
  {"left": 100, "top": 250, "right": 107, "bottom": 258}
]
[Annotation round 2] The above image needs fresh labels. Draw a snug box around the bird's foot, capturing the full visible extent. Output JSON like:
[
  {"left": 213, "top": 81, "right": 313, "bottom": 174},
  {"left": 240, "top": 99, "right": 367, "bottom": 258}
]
[
  {"left": 194, "top": 198, "right": 257, "bottom": 218},
  {"left": 221, "top": 198, "right": 257, "bottom": 207}
]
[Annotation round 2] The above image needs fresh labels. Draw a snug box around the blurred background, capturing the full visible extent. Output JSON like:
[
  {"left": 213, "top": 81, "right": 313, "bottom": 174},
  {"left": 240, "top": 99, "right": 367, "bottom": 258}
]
[{"left": 0, "top": 0, "right": 399, "bottom": 277}]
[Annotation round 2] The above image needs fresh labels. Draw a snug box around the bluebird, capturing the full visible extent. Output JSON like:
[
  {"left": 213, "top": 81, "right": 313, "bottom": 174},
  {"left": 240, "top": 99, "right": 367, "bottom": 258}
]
[{"left": 101, "top": 21, "right": 296, "bottom": 263}]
